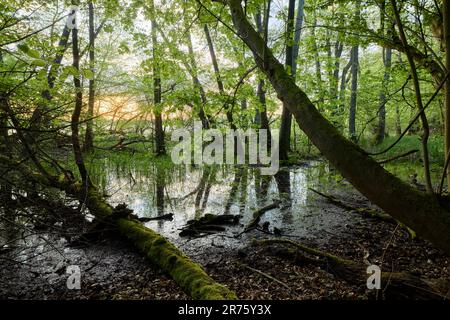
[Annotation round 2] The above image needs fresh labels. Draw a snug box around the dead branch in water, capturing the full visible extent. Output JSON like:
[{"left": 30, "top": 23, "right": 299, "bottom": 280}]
[{"left": 235, "top": 201, "right": 281, "bottom": 238}]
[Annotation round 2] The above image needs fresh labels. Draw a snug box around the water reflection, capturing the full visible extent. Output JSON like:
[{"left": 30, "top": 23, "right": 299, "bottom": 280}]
[{"left": 88, "top": 157, "right": 357, "bottom": 250}]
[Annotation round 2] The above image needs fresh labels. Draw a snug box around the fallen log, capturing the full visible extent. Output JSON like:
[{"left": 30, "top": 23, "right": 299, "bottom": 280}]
[
  {"left": 139, "top": 213, "right": 174, "bottom": 222},
  {"left": 254, "top": 239, "right": 449, "bottom": 299},
  {"left": 3, "top": 157, "right": 237, "bottom": 300},
  {"left": 180, "top": 214, "right": 241, "bottom": 237},
  {"left": 236, "top": 201, "right": 281, "bottom": 237},
  {"left": 309, "top": 188, "right": 394, "bottom": 222},
  {"left": 116, "top": 218, "right": 237, "bottom": 300}
]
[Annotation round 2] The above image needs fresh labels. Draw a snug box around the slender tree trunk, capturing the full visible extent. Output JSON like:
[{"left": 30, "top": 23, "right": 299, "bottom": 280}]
[
  {"left": 255, "top": 3, "right": 271, "bottom": 144},
  {"left": 71, "top": 23, "right": 90, "bottom": 188},
  {"left": 150, "top": 0, "right": 165, "bottom": 156},
  {"left": 0, "top": 52, "right": 12, "bottom": 208},
  {"left": 348, "top": 44, "right": 359, "bottom": 141},
  {"left": 279, "top": 0, "right": 296, "bottom": 161},
  {"left": 185, "top": 29, "right": 211, "bottom": 129},
  {"left": 311, "top": 11, "right": 324, "bottom": 107},
  {"left": 338, "top": 56, "right": 352, "bottom": 120},
  {"left": 226, "top": 0, "right": 450, "bottom": 254},
  {"left": 376, "top": 1, "right": 392, "bottom": 144},
  {"left": 395, "top": 104, "right": 402, "bottom": 135},
  {"left": 376, "top": 47, "right": 392, "bottom": 144},
  {"left": 204, "top": 24, "right": 236, "bottom": 130},
  {"left": 30, "top": 24, "right": 71, "bottom": 128},
  {"left": 331, "top": 40, "right": 344, "bottom": 100},
  {"left": 443, "top": 0, "right": 450, "bottom": 188},
  {"left": 84, "top": 1, "right": 95, "bottom": 152},
  {"left": 348, "top": 4, "right": 361, "bottom": 142},
  {"left": 391, "top": 0, "right": 433, "bottom": 193},
  {"left": 292, "top": 0, "right": 305, "bottom": 77}
]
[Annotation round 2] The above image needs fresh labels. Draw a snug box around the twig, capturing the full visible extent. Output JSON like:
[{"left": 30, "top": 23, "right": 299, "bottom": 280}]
[
  {"left": 378, "top": 149, "right": 419, "bottom": 165},
  {"left": 238, "top": 263, "right": 294, "bottom": 293}
]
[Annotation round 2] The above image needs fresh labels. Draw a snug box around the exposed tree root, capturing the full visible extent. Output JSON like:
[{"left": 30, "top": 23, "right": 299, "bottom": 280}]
[{"left": 254, "top": 239, "right": 449, "bottom": 299}]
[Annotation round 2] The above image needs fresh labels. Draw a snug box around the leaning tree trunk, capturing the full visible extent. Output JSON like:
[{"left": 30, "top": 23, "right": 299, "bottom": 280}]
[{"left": 225, "top": 0, "right": 450, "bottom": 254}]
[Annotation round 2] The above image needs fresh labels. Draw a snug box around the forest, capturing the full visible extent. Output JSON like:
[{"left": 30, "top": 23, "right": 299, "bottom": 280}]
[{"left": 1, "top": 0, "right": 450, "bottom": 302}]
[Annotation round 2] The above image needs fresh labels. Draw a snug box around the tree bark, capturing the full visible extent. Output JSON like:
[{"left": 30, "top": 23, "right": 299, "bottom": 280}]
[
  {"left": 279, "top": 0, "right": 296, "bottom": 161},
  {"left": 224, "top": 0, "right": 450, "bottom": 254},
  {"left": 348, "top": 44, "right": 359, "bottom": 141},
  {"left": 29, "top": 24, "right": 71, "bottom": 129},
  {"left": 0, "top": 52, "right": 12, "bottom": 208},
  {"left": 391, "top": 0, "right": 433, "bottom": 193},
  {"left": 204, "top": 24, "right": 236, "bottom": 130},
  {"left": 376, "top": 1, "right": 393, "bottom": 144},
  {"left": 443, "top": 0, "right": 450, "bottom": 189},
  {"left": 184, "top": 28, "right": 212, "bottom": 129},
  {"left": 376, "top": 47, "right": 392, "bottom": 144},
  {"left": 83, "top": 1, "right": 95, "bottom": 153},
  {"left": 71, "top": 23, "right": 90, "bottom": 188},
  {"left": 150, "top": 0, "right": 166, "bottom": 156},
  {"left": 311, "top": 11, "right": 324, "bottom": 107},
  {"left": 254, "top": 4, "right": 271, "bottom": 143},
  {"left": 292, "top": 0, "right": 305, "bottom": 77}
]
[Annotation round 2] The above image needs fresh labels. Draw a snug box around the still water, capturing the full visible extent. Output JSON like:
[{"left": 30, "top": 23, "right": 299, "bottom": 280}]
[{"left": 89, "top": 155, "right": 358, "bottom": 252}]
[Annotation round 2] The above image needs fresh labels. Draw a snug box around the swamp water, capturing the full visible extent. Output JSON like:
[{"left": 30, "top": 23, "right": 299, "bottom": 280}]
[
  {"left": 1, "top": 155, "right": 433, "bottom": 297},
  {"left": 88, "top": 156, "right": 360, "bottom": 255}
]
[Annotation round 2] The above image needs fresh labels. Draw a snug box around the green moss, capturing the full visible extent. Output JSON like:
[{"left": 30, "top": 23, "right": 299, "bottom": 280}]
[{"left": 116, "top": 219, "right": 238, "bottom": 300}]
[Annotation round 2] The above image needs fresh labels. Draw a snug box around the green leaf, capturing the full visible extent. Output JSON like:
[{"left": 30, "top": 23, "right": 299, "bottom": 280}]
[
  {"left": 37, "top": 69, "right": 47, "bottom": 80},
  {"left": 64, "top": 66, "right": 79, "bottom": 77},
  {"left": 26, "top": 49, "right": 41, "bottom": 59},
  {"left": 17, "top": 43, "right": 30, "bottom": 53},
  {"left": 83, "top": 69, "right": 95, "bottom": 80},
  {"left": 31, "top": 59, "right": 47, "bottom": 67}
]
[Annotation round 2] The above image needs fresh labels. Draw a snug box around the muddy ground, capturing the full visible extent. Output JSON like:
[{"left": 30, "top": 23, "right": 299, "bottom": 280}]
[{"left": 0, "top": 188, "right": 449, "bottom": 300}]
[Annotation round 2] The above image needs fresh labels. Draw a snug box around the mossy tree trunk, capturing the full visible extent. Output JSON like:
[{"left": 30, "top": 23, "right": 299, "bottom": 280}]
[
  {"left": 4, "top": 157, "right": 237, "bottom": 300},
  {"left": 256, "top": 239, "right": 448, "bottom": 299},
  {"left": 224, "top": 0, "right": 450, "bottom": 254}
]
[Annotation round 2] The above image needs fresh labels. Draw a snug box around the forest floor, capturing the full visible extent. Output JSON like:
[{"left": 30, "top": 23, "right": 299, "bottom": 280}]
[{"left": 1, "top": 186, "right": 449, "bottom": 300}]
